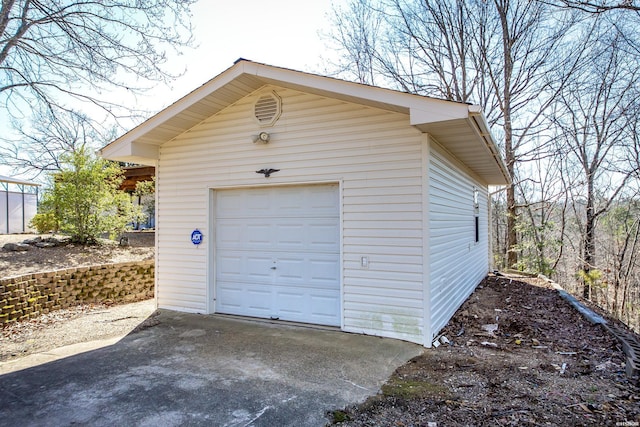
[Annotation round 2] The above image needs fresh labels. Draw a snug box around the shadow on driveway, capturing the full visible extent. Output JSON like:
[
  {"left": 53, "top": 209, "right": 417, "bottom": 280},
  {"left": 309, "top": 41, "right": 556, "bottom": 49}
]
[{"left": 0, "top": 310, "right": 423, "bottom": 426}]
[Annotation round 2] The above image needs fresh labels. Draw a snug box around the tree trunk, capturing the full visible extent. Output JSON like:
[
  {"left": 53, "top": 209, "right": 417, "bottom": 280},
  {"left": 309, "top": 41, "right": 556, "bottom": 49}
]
[
  {"left": 583, "top": 181, "right": 596, "bottom": 299},
  {"left": 504, "top": 108, "right": 517, "bottom": 269},
  {"left": 497, "top": 0, "right": 518, "bottom": 270}
]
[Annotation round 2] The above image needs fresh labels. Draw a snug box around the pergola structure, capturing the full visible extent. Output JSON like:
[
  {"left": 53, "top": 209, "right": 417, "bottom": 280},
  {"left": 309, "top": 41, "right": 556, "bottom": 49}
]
[
  {"left": 0, "top": 175, "right": 39, "bottom": 234},
  {"left": 119, "top": 165, "right": 155, "bottom": 192}
]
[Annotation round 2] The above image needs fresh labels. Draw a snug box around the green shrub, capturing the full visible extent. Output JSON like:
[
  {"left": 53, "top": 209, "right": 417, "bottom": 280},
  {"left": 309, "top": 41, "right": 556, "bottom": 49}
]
[{"left": 30, "top": 212, "right": 58, "bottom": 234}]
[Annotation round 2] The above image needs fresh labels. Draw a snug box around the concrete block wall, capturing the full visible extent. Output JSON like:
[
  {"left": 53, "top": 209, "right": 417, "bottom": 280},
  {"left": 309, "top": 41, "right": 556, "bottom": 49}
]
[{"left": 0, "top": 261, "right": 154, "bottom": 325}]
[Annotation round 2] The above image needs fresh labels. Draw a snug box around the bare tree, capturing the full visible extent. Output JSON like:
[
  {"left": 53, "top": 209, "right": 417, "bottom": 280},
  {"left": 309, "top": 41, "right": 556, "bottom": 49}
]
[
  {"left": 0, "top": 0, "right": 195, "bottom": 174},
  {"left": 516, "top": 153, "right": 569, "bottom": 275},
  {"left": 0, "top": 106, "right": 110, "bottom": 177},
  {"left": 540, "top": 0, "right": 640, "bottom": 13},
  {"left": 326, "top": 0, "right": 382, "bottom": 85},
  {"left": 327, "top": 0, "right": 582, "bottom": 269},
  {"left": 600, "top": 197, "right": 640, "bottom": 323},
  {"left": 549, "top": 29, "right": 639, "bottom": 299}
]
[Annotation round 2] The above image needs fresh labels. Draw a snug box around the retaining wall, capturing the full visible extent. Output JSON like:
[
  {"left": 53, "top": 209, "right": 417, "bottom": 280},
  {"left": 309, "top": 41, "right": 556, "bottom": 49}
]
[{"left": 0, "top": 260, "right": 154, "bottom": 325}]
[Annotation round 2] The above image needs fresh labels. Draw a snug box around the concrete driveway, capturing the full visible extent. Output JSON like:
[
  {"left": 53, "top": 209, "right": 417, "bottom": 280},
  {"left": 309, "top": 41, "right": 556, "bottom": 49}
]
[{"left": 0, "top": 310, "right": 423, "bottom": 426}]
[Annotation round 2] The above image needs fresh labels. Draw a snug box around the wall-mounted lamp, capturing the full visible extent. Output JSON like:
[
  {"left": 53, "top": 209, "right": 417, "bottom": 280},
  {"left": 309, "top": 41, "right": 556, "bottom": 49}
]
[{"left": 254, "top": 132, "right": 270, "bottom": 144}]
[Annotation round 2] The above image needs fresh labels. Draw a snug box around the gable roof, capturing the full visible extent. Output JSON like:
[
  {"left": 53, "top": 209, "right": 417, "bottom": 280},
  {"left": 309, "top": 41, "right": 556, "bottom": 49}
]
[{"left": 100, "top": 59, "right": 509, "bottom": 185}]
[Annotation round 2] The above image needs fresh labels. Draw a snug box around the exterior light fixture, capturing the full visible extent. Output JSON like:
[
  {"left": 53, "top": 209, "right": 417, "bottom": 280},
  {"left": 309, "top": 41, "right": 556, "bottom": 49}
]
[{"left": 254, "top": 132, "right": 270, "bottom": 144}]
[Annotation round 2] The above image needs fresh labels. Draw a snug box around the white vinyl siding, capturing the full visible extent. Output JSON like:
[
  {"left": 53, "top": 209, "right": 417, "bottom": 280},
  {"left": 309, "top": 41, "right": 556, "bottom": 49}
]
[
  {"left": 155, "top": 86, "right": 426, "bottom": 343},
  {"left": 428, "top": 141, "right": 489, "bottom": 340}
]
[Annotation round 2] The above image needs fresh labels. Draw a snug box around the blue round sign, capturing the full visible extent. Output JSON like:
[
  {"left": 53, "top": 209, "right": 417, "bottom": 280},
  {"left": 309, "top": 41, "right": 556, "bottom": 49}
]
[{"left": 191, "top": 229, "right": 203, "bottom": 245}]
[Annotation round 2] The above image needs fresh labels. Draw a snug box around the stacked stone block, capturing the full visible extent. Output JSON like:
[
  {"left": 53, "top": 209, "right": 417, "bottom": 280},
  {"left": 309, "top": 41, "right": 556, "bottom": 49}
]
[{"left": 0, "top": 261, "right": 154, "bottom": 325}]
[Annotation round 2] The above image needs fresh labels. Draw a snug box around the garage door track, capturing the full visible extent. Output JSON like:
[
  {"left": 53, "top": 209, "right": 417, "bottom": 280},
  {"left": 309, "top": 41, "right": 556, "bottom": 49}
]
[{"left": 0, "top": 310, "right": 422, "bottom": 426}]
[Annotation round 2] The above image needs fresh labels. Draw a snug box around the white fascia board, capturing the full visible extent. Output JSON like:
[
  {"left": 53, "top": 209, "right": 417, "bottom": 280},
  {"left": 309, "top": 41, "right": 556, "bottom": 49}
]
[
  {"left": 130, "top": 142, "right": 160, "bottom": 160},
  {"left": 101, "top": 139, "right": 159, "bottom": 164},
  {"left": 246, "top": 61, "right": 422, "bottom": 113},
  {"left": 409, "top": 101, "right": 470, "bottom": 126}
]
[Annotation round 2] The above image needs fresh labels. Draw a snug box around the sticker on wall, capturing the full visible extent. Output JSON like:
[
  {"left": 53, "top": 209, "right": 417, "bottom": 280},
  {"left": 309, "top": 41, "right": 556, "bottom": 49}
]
[{"left": 191, "top": 229, "right": 203, "bottom": 245}]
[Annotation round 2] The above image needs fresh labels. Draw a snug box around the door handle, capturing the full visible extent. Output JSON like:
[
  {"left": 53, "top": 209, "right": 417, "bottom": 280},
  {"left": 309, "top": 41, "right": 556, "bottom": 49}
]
[{"left": 270, "top": 266, "right": 277, "bottom": 270}]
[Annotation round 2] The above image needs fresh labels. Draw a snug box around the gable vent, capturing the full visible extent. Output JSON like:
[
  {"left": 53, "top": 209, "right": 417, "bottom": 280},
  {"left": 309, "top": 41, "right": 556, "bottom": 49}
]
[{"left": 254, "top": 92, "right": 281, "bottom": 126}]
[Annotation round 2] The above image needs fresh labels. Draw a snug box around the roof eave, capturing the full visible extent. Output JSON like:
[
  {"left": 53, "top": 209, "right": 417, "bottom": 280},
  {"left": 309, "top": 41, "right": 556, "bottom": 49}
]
[
  {"left": 100, "top": 60, "right": 510, "bottom": 185},
  {"left": 467, "top": 109, "right": 511, "bottom": 186},
  {"left": 411, "top": 105, "right": 510, "bottom": 186}
]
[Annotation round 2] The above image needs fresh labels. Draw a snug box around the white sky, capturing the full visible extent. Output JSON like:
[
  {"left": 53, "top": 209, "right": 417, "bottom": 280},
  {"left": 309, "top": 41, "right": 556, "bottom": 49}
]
[{"left": 145, "top": 0, "right": 344, "bottom": 111}]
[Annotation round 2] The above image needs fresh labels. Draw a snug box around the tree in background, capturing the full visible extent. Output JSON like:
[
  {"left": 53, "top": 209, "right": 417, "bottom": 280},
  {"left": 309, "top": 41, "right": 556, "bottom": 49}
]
[
  {"left": 32, "top": 148, "right": 140, "bottom": 244},
  {"left": 600, "top": 198, "right": 640, "bottom": 322},
  {"left": 549, "top": 27, "right": 639, "bottom": 299},
  {"left": 326, "top": 0, "right": 582, "bottom": 269},
  {"left": 0, "top": 0, "right": 195, "bottom": 175},
  {"left": 0, "top": 107, "right": 113, "bottom": 178},
  {"left": 327, "top": 1, "right": 640, "bottom": 330},
  {"left": 133, "top": 176, "right": 156, "bottom": 229}
]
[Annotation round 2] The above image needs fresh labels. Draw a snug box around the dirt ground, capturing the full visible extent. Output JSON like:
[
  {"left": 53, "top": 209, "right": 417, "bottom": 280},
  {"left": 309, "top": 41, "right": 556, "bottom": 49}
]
[
  {"left": 0, "top": 231, "right": 155, "bottom": 278},
  {"left": 331, "top": 275, "right": 640, "bottom": 426}
]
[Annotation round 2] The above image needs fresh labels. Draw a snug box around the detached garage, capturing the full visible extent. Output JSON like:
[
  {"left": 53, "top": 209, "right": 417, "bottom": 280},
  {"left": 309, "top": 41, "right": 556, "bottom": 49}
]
[{"left": 100, "top": 59, "right": 509, "bottom": 347}]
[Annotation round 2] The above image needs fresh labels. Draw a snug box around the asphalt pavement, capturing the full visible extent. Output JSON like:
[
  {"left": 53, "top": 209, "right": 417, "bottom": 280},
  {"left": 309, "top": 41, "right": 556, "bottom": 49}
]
[{"left": 0, "top": 310, "right": 423, "bottom": 426}]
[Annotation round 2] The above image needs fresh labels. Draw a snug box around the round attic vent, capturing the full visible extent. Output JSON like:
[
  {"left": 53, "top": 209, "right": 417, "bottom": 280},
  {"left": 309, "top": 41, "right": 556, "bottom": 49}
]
[{"left": 254, "top": 91, "right": 281, "bottom": 126}]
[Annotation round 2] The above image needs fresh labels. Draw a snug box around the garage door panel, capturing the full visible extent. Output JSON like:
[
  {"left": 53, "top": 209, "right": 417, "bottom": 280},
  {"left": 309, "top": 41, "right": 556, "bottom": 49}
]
[
  {"left": 274, "top": 254, "right": 339, "bottom": 286},
  {"left": 246, "top": 288, "right": 272, "bottom": 312},
  {"left": 246, "top": 224, "right": 272, "bottom": 247},
  {"left": 215, "top": 192, "right": 244, "bottom": 216},
  {"left": 216, "top": 255, "right": 243, "bottom": 279},
  {"left": 310, "top": 293, "right": 341, "bottom": 321},
  {"left": 218, "top": 282, "right": 272, "bottom": 316},
  {"left": 218, "top": 253, "right": 273, "bottom": 283},
  {"left": 218, "top": 218, "right": 338, "bottom": 253},
  {"left": 276, "top": 257, "right": 305, "bottom": 281},
  {"left": 309, "top": 258, "right": 340, "bottom": 283},
  {"left": 275, "top": 223, "right": 306, "bottom": 248},
  {"left": 274, "top": 291, "right": 304, "bottom": 315},
  {"left": 246, "top": 256, "right": 274, "bottom": 281},
  {"left": 217, "top": 223, "right": 245, "bottom": 248},
  {"left": 216, "top": 285, "right": 244, "bottom": 309},
  {"left": 215, "top": 185, "right": 340, "bottom": 326},
  {"left": 308, "top": 186, "right": 340, "bottom": 212},
  {"left": 308, "top": 222, "right": 340, "bottom": 250}
]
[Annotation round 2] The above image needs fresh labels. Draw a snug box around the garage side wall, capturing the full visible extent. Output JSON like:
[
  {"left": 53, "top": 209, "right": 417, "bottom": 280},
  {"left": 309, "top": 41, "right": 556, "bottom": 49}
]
[
  {"left": 156, "top": 86, "right": 426, "bottom": 343},
  {"left": 428, "top": 140, "right": 489, "bottom": 341}
]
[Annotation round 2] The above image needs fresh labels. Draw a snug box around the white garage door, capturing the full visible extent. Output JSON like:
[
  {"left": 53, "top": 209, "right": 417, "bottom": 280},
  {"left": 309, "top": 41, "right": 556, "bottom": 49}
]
[{"left": 215, "top": 185, "right": 341, "bottom": 326}]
